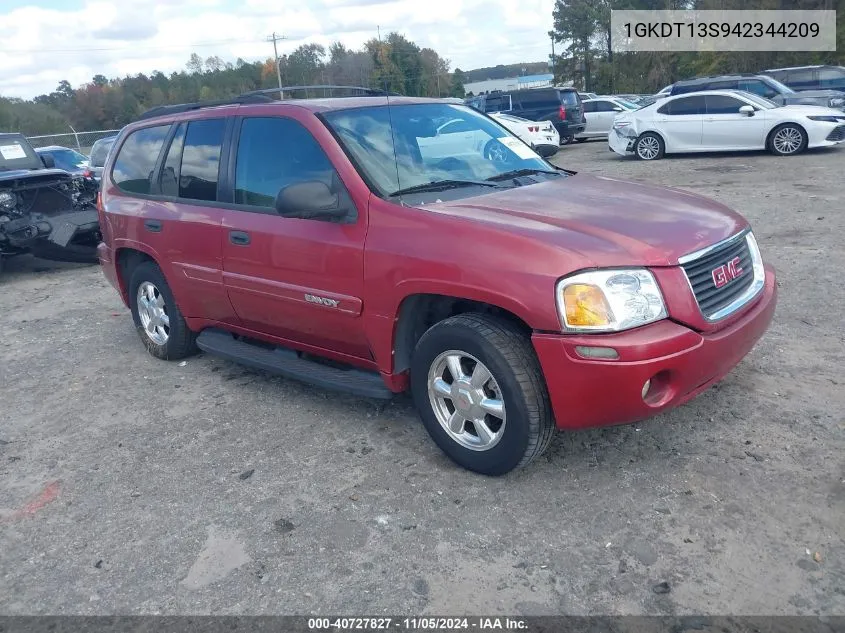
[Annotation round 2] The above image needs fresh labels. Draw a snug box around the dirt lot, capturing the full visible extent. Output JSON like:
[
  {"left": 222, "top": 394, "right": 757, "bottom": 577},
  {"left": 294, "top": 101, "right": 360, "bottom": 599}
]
[{"left": 1, "top": 141, "right": 843, "bottom": 616}]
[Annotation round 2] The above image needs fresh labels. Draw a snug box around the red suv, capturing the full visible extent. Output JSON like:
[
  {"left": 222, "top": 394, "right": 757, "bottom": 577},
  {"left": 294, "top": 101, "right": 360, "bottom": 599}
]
[{"left": 97, "top": 89, "right": 777, "bottom": 475}]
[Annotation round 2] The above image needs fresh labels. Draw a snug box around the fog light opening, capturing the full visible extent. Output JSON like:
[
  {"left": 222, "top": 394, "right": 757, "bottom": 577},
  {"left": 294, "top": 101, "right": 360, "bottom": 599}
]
[
  {"left": 642, "top": 370, "right": 672, "bottom": 407},
  {"left": 574, "top": 345, "right": 619, "bottom": 360}
]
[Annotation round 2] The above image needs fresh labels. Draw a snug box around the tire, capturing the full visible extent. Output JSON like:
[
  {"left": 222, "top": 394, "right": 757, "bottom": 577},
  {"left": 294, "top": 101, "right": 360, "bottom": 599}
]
[
  {"left": 410, "top": 313, "right": 555, "bottom": 476},
  {"left": 128, "top": 261, "right": 197, "bottom": 360},
  {"left": 768, "top": 123, "right": 807, "bottom": 156},
  {"left": 560, "top": 135, "right": 574, "bottom": 146},
  {"left": 635, "top": 132, "right": 664, "bottom": 160}
]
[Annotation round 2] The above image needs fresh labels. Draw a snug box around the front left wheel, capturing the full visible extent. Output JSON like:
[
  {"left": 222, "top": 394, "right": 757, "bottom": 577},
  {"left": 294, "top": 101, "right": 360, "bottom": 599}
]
[
  {"left": 410, "top": 314, "right": 555, "bottom": 476},
  {"left": 768, "top": 124, "right": 807, "bottom": 156}
]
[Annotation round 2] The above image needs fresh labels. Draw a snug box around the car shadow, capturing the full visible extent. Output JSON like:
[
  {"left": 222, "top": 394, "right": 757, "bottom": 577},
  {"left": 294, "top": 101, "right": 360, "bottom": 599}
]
[{"left": 0, "top": 254, "right": 95, "bottom": 280}]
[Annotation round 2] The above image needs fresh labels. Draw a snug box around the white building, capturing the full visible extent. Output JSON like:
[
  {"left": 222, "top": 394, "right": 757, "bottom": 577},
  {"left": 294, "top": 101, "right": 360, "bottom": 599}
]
[{"left": 464, "top": 73, "right": 554, "bottom": 96}]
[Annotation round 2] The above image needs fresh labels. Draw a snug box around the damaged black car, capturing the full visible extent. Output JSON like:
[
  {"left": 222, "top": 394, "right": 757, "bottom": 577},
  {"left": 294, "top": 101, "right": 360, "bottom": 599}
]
[{"left": 0, "top": 132, "right": 100, "bottom": 275}]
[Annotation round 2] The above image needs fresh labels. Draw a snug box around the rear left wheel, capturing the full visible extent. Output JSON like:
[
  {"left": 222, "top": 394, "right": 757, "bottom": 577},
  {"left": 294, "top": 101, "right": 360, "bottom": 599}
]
[
  {"left": 128, "top": 261, "right": 197, "bottom": 360},
  {"left": 410, "top": 314, "right": 555, "bottom": 476}
]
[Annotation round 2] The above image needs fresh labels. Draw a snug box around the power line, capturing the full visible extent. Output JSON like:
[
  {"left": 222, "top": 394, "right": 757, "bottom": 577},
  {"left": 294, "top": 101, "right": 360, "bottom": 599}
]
[{"left": 0, "top": 38, "right": 269, "bottom": 54}]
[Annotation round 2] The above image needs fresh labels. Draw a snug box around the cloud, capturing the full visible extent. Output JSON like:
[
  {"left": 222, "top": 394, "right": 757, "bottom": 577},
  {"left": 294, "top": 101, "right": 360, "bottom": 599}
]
[{"left": 0, "top": 0, "right": 555, "bottom": 100}]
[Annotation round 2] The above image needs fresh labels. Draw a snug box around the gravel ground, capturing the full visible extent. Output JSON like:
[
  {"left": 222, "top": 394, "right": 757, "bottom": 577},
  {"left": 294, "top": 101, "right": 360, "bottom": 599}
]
[{"left": 1, "top": 140, "right": 843, "bottom": 616}]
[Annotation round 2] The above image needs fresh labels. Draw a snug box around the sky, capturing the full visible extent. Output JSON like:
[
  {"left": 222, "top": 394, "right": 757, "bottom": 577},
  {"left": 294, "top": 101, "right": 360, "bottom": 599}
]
[{"left": 0, "top": 0, "right": 556, "bottom": 99}]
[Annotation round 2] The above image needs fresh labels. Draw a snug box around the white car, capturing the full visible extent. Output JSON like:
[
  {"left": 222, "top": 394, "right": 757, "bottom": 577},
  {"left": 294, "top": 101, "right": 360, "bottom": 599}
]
[
  {"left": 490, "top": 112, "right": 560, "bottom": 157},
  {"left": 609, "top": 90, "right": 845, "bottom": 160},
  {"left": 576, "top": 97, "right": 640, "bottom": 140}
]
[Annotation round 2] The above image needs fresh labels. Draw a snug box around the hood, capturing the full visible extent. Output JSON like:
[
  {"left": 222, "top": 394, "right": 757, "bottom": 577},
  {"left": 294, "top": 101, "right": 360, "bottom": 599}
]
[
  {"left": 774, "top": 104, "right": 845, "bottom": 117},
  {"left": 423, "top": 173, "right": 748, "bottom": 267},
  {"left": 780, "top": 90, "right": 844, "bottom": 105}
]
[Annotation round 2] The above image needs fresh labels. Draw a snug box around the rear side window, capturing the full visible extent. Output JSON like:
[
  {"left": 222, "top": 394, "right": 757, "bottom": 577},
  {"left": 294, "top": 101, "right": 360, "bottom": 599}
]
[
  {"left": 516, "top": 90, "right": 557, "bottom": 106},
  {"left": 560, "top": 91, "right": 580, "bottom": 106},
  {"left": 740, "top": 79, "right": 778, "bottom": 98},
  {"left": 818, "top": 67, "right": 845, "bottom": 88},
  {"left": 112, "top": 125, "right": 170, "bottom": 195},
  {"left": 583, "top": 101, "right": 596, "bottom": 113},
  {"left": 484, "top": 95, "right": 512, "bottom": 112},
  {"left": 178, "top": 119, "right": 225, "bottom": 202},
  {"left": 160, "top": 124, "right": 186, "bottom": 198},
  {"left": 234, "top": 117, "right": 345, "bottom": 216},
  {"left": 786, "top": 68, "right": 816, "bottom": 86},
  {"left": 594, "top": 100, "right": 617, "bottom": 112}
]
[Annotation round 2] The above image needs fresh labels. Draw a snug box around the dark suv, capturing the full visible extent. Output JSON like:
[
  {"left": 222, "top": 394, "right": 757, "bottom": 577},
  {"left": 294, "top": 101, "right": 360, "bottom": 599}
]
[
  {"left": 468, "top": 88, "right": 585, "bottom": 144},
  {"left": 670, "top": 74, "right": 845, "bottom": 111},
  {"left": 762, "top": 65, "right": 845, "bottom": 93}
]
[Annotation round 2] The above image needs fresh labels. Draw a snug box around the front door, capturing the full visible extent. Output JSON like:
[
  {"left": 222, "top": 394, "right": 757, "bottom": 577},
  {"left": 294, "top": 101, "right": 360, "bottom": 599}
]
[
  {"left": 220, "top": 116, "right": 371, "bottom": 360},
  {"left": 702, "top": 94, "right": 767, "bottom": 149}
]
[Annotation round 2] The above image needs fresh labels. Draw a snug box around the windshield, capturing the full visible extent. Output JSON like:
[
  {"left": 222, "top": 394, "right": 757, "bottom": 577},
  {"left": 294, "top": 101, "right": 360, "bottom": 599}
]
[
  {"left": 47, "top": 148, "right": 88, "bottom": 170},
  {"left": 0, "top": 134, "right": 42, "bottom": 171},
  {"left": 616, "top": 100, "right": 640, "bottom": 110},
  {"left": 739, "top": 92, "right": 779, "bottom": 109},
  {"left": 765, "top": 76, "right": 795, "bottom": 94},
  {"left": 323, "top": 103, "right": 555, "bottom": 200}
]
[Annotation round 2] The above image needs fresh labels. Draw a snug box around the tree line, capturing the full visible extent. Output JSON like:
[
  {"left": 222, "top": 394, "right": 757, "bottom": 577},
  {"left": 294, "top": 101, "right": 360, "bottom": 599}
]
[
  {"left": 552, "top": 0, "right": 845, "bottom": 94},
  {"left": 0, "top": 32, "right": 466, "bottom": 136}
]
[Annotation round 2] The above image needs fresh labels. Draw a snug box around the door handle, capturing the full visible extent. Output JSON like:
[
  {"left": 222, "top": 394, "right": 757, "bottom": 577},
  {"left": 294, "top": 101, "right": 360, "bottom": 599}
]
[
  {"left": 229, "top": 230, "right": 250, "bottom": 246},
  {"left": 144, "top": 219, "right": 162, "bottom": 232}
]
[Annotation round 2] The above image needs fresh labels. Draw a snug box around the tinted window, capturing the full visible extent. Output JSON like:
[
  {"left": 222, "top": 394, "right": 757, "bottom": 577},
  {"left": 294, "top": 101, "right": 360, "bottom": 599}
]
[
  {"left": 663, "top": 96, "right": 706, "bottom": 115},
  {"left": 741, "top": 79, "right": 778, "bottom": 98},
  {"left": 705, "top": 95, "right": 747, "bottom": 114},
  {"left": 235, "top": 117, "right": 340, "bottom": 211},
  {"left": 594, "top": 100, "right": 617, "bottom": 112},
  {"left": 818, "top": 67, "right": 845, "bottom": 88},
  {"left": 560, "top": 91, "right": 580, "bottom": 106},
  {"left": 786, "top": 68, "right": 816, "bottom": 85},
  {"left": 160, "top": 124, "right": 185, "bottom": 197},
  {"left": 112, "top": 125, "right": 170, "bottom": 195},
  {"left": 179, "top": 119, "right": 224, "bottom": 202},
  {"left": 708, "top": 80, "right": 738, "bottom": 90},
  {"left": 583, "top": 101, "right": 596, "bottom": 113},
  {"left": 516, "top": 90, "right": 558, "bottom": 106},
  {"left": 484, "top": 95, "right": 511, "bottom": 112},
  {"left": 672, "top": 82, "right": 703, "bottom": 95}
]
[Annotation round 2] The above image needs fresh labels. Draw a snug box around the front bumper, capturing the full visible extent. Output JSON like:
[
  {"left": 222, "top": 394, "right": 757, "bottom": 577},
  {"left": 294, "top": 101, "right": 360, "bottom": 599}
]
[{"left": 533, "top": 264, "right": 777, "bottom": 431}]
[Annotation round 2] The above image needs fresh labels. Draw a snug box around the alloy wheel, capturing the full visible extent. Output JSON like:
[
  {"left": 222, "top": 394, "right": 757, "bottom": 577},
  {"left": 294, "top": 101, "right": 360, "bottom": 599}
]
[
  {"left": 637, "top": 136, "right": 660, "bottom": 160},
  {"left": 136, "top": 281, "right": 170, "bottom": 345},
  {"left": 427, "top": 350, "right": 506, "bottom": 451},
  {"left": 773, "top": 126, "right": 803, "bottom": 154}
]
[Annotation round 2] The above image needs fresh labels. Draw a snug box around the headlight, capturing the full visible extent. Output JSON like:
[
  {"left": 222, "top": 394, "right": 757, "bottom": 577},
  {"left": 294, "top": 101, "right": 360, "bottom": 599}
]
[
  {"left": 828, "top": 97, "right": 844, "bottom": 107},
  {"left": 556, "top": 269, "right": 667, "bottom": 333},
  {"left": 808, "top": 115, "right": 841, "bottom": 122}
]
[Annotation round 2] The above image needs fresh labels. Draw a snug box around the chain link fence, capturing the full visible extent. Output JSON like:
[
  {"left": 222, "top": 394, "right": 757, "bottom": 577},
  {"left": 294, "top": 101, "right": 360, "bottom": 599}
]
[{"left": 26, "top": 129, "right": 121, "bottom": 155}]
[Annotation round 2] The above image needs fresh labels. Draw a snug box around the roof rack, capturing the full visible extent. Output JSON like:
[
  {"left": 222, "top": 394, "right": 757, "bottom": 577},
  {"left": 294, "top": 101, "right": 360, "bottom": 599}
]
[
  {"left": 138, "top": 85, "right": 391, "bottom": 121},
  {"left": 679, "top": 73, "right": 760, "bottom": 82}
]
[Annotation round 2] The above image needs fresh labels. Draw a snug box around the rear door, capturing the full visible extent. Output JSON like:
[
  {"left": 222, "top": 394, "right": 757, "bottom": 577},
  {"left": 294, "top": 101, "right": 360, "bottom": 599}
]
[
  {"left": 702, "top": 94, "right": 766, "bottom": 149},
  {"left": 654, "top": 96, "right": 705, "bottom": 150},
  {"left": 108, "top": 120, "right": 236, "bottom": 323},
  {"left": 219, "top": 115, "right": 370, "bottom": 360},
  {"left": 586, "top": 99, "right": 618, "bottom": 136}
]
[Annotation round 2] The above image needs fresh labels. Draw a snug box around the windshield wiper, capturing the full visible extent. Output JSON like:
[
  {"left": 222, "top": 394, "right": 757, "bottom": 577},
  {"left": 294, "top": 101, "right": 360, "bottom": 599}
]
[
  {"left": 388, "top": 179, "right": 503, "bottom": 197},
  {"left": 485, "top": 168, "right": 561, "bottom": 182}
]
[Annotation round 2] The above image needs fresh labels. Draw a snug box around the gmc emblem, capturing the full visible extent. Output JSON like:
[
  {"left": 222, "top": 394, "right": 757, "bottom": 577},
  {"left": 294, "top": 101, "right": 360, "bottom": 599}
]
[{"left": 712, "top": 256, "right": 743, "bottom": 289}]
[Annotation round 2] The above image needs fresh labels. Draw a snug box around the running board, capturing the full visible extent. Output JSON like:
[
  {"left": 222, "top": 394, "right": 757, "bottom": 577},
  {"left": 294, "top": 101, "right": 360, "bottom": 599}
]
[{"left": 196, "top": 328, "right": 393, "bottom": 400}]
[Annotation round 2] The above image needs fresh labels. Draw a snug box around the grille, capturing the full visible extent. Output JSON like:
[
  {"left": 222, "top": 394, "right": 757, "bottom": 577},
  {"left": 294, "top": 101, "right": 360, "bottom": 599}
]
[
  {"left": 826, "top": 125, "right": 845, "bottom": 142},
  {"left": 681, "top": 233, "right": 754, "bottom": 318}
]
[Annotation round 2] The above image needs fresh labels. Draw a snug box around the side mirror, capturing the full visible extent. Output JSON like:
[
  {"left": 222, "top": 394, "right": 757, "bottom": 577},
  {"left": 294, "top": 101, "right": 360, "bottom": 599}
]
[
  {"left": 739, "top": 105, "right": 755, "bottom": 116},
  {"left": 275, "top": 181, "right": 350, "bottom": 222},
  {"left": 41, "top": 154, "right": 55, "bottom": 168}
]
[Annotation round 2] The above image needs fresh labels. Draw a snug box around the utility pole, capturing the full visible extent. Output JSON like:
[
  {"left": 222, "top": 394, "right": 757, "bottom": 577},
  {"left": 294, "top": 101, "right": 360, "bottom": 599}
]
[
  {"left": 266, "top": 32, "right": 287, "bottom": 98},
  {"left": 550, "top": 35, "right": 556, "bottom": 85}
]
